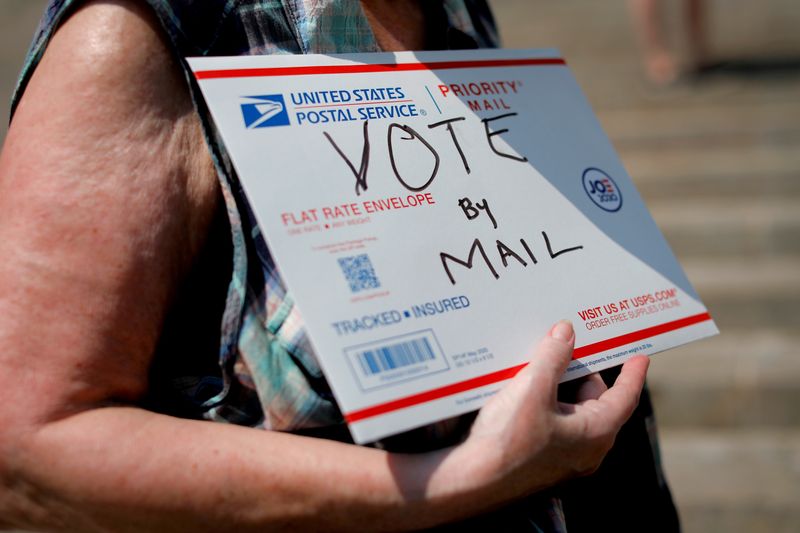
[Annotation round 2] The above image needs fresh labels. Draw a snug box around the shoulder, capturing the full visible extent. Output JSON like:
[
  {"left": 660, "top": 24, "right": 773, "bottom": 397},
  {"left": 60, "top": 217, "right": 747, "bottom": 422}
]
[
  {"left": 18, "top": 0, "right": 187, "bottom": 115},
  {"left": 10, "top": 0, "right": 218, "bottom": 255}
]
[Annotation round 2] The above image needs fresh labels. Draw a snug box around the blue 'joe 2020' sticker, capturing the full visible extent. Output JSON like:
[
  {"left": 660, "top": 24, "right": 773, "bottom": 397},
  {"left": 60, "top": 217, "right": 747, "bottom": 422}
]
[{"left": 582, "top": 167, "right": 623, "bottom": 212}]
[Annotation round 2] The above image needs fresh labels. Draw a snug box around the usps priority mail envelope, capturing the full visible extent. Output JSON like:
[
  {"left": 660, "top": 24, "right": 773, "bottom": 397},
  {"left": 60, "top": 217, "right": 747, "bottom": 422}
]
[{"left": 189, "top": 49, "right": 718, "bottom": 444}]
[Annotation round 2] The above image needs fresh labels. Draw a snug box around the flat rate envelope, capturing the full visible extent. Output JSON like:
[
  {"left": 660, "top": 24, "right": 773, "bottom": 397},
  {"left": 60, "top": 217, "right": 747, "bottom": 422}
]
[{"left": 189, "top": 49, "right": 718, "bottom": 444}]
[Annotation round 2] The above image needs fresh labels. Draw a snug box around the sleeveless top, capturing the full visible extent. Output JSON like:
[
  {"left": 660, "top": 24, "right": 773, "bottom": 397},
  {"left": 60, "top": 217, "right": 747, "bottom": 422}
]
[
  {"left": 14, "top": 0, "right": 499, "bottom": 436},
  {"left": 12, "top": 2, "right": 571, "bottom": 531}
]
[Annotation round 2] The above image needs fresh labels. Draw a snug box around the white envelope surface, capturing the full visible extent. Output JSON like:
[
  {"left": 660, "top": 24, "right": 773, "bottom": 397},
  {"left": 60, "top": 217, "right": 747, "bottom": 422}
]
[{"left": 189, "top": 49, "right": 718, "bottom": 443}]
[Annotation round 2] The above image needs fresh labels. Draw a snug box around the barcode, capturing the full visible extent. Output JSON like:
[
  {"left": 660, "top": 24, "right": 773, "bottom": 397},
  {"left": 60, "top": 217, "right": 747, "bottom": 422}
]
[
  {"left": 345, "top": 330, "right": 449, "bottom": 391},
  {"left": 357, "top": 337, "right": 436, "bottom": 376}
]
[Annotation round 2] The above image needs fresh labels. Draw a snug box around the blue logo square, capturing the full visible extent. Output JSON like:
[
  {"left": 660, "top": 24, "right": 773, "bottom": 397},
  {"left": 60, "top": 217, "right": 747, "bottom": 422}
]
[{"left": 241, "top": 95, "right": 290, "bottom": 128}]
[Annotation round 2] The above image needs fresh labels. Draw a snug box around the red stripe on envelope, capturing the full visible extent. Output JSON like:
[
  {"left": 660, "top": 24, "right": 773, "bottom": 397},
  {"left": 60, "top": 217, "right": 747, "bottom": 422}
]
[
  {"left": 344, "top": 312, "right": 713, "bottom": 424},
  {"left": 345, "top": 364, "right": 529, "bottom": 425},
  {"left": 571, "top": 312, "right": 712, "bottom": 359},
  {"left": 193, "top": 58, "right": 566, "bottom": 80}
]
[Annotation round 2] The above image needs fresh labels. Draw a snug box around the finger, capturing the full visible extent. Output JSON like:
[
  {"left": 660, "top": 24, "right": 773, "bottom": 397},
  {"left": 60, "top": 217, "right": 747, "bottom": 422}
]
[
  {"left": 594, "top": 355, "right": 650, "bottom": 428},
  {"left": 556, "top": 356, "right": 649, "bottom": 439},
  {"left": 525, "top": 320, "right": 576, "bottom": 408},
  {"left": 574, "top": 373, "right": 608, "bottom": 403},
  {"left": 557, "top": 374, "right": 607, "bottom": 414}
]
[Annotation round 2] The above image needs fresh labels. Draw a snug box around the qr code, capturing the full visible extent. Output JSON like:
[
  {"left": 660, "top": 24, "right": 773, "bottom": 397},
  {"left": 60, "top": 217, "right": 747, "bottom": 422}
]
[{"left": 338, "top": 254, "right": 381, "bottom": 293}]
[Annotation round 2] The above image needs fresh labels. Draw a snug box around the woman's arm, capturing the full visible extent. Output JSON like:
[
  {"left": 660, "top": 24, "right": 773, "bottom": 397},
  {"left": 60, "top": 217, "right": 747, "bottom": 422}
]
[{"left": 0, "top": 2, "right": 648, "bottom": 531}]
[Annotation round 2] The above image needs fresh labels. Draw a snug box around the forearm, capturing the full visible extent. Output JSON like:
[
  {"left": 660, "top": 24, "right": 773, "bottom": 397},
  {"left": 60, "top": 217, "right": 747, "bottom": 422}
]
[
  {"left": 2, "top": 407, "right": 487, "bottom": 533},
  {"left": 0, "top": 328, "right": 647, "bottom": 533}
]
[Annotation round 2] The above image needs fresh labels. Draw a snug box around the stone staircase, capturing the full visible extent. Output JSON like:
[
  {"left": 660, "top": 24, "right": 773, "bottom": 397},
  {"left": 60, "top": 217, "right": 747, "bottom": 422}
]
[{"left": 495, "top": 1, "right": 800, "bottom": 531}]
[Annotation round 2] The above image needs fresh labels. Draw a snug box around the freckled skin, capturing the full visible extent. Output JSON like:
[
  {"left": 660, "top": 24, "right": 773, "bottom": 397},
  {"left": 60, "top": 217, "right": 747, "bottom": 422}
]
[{"left": 0, "top": 2, "right": 648, "bottom": 531}]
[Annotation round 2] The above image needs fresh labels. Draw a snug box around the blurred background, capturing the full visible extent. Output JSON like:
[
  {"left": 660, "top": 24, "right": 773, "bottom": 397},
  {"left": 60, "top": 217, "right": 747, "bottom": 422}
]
[
  {"left": 2, "top": 1, "right": 799, "bottom": 531},
  {"left": 497, "top": 2, "right": 800, "bottom": 531}
]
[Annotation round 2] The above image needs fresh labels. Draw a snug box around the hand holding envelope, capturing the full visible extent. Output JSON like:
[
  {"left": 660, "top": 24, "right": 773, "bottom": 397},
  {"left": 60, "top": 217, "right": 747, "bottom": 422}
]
[{"left": 442, "top": 321, "right": 649, "bottom": 504}]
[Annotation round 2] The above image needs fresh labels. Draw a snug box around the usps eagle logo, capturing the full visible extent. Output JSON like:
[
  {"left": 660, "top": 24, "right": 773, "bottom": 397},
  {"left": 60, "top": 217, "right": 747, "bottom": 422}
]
[{"left": 240, "top": 95, "right": 291, "bottom": 128}]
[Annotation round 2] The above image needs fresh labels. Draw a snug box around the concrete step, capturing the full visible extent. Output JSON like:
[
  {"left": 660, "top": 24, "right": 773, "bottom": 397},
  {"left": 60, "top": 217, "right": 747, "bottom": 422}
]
[
  {"left": 633, "top": 168, "right": 800, "bottom": 202},
  {"left": 648, "top": 199, "right": 800, "bottom": 258},
  {"left": 621, "top": 138, "right": 800, "bottom": 188},
  {"left": 648, "top": 329, "right": 800, "bottom": 428},
  {"left": 686, "top": 258, "right": 800, "bottom": 299},
  {"left": 599, "top": 100, "right": 800, "bottom": 148},
  {"left": 498, "top": 0, "right": 800, "bottom": 110},
  {"left": 660, "top": 429, "right": 800, "bottom": 533},
  {"left": 679, "top": 256, "right": 800, "bottom": 330},
  {"left": 683, "top": 258, "right": 800, "bottom": 329},
  {"left": 570, "top": 57, "right": 800, "bottom": 111},
  {"left": 498, "top": 0, "right": 800, "bottom": 61}
]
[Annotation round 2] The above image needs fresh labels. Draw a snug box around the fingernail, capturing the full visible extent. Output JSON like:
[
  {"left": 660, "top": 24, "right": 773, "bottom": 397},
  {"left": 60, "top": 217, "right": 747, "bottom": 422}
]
[{"left": 550, "top": 320, "right": 574, "bottom": 343}]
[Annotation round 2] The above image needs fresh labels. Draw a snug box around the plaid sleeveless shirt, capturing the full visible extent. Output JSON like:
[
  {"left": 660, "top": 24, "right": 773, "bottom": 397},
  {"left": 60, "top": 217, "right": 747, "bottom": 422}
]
[{"left": 14, "top": 0, "right": 499, "bottom": 434}]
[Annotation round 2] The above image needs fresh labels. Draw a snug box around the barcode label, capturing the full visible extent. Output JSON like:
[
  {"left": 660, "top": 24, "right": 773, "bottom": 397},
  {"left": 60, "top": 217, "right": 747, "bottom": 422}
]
[
  {"left": 357, "top": 337, "right": 436, "bottom": 376},
  {"left": 345, "top": 330, "right": 450, "bottom": 391}
]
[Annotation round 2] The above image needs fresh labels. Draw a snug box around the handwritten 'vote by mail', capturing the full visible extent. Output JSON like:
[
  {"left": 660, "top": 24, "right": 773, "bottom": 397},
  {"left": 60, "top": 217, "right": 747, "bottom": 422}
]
[{"left": 189, "top": 49, "right": 718, "bottom": 443}]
